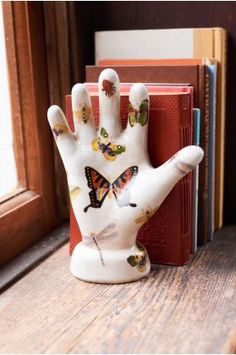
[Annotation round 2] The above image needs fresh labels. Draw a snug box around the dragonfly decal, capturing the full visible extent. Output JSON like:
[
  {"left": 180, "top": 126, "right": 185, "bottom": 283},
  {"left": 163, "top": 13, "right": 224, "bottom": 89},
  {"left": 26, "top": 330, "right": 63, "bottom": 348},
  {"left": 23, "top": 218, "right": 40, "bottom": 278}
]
[{"left": 83, "top": 223, "right": 118, "bottom": 266}]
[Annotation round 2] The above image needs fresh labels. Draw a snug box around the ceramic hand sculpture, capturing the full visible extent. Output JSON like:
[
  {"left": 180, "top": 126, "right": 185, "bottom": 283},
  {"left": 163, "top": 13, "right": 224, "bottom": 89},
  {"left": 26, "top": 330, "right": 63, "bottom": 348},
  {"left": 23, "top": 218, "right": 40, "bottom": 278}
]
[{"left": 48, "top": 68, "right": 204, "bottom": 283}]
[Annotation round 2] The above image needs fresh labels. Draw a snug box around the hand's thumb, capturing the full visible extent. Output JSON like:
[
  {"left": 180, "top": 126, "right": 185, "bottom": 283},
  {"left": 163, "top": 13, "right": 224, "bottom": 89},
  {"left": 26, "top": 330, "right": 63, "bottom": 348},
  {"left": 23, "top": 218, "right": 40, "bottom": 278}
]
[{"left": 144, "top": 145, "right": 204, "bottom": 209}]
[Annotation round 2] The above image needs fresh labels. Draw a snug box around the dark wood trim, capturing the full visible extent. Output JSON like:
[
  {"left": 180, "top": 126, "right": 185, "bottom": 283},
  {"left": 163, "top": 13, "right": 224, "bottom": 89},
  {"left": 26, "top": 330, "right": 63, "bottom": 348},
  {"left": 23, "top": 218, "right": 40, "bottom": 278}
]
[
  {"left": 43, "top": 2, "right": 71, "bottom": 220},
  {"left": 0, "top": 2, "right": 60, "bottom": 265}
]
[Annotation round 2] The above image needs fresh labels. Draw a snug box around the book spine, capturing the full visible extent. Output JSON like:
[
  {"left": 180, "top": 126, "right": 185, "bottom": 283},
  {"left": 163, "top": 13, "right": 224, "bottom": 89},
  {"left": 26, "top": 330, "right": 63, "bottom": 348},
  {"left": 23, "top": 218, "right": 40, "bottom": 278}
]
[
  {"left": 137, "top": 94, "right": 192, "bottom": 265},
  {"left": 197, "top": 66, "right": 209, "bottom": 245},
  {"left": 214, "top": 28, "right": 227, "bottom": 229},
  {"left": 192, "top": 108, "right": 201, "bottom": 253},
  {"left": 179, "top": 94, "right": 192, "bottom": 263},
  {"left": 207, "top": 63, "right": 217, "bottom": 241}
]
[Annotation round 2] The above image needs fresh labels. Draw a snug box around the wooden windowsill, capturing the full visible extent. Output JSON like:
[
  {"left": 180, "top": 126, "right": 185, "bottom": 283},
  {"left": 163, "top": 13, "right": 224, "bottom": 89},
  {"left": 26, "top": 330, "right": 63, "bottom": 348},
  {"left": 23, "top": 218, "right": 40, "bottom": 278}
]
[
  {"left": 0, "top": 226, "right": 236, "bottom": 353},
  {"left": 0, "top": 223, "right": 69, "bottom": 291}
]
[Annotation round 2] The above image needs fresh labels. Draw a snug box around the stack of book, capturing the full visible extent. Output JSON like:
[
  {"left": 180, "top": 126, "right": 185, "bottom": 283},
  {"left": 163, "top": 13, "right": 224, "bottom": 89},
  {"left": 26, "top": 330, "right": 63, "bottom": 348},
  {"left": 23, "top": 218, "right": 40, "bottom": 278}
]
[{"left": 66, "top": 27, "right": 227, "bottom": 266}]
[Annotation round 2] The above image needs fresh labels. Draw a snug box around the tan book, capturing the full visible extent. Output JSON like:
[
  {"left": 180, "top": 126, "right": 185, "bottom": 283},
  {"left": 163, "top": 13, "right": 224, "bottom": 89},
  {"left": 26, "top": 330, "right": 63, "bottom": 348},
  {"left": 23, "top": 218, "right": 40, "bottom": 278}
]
[{"left": 95, "top": 27, "right": 227, "bottom": 229}]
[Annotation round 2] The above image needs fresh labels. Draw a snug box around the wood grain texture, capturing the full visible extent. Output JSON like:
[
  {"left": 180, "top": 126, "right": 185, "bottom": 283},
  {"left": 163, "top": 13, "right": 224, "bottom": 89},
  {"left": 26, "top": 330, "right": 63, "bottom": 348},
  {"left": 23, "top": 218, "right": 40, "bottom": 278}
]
[
  {"left": 0, "top": 223, "right": 69, "bottom": 292},
  {"left": 43, "top": 1, "right": 97, "bottom": 219},
  {"left": 0, "top": 227, "right": 236, "bottom": 354},
  {"left": 0, "top": 192, "right": 43, "bottom": 265}
]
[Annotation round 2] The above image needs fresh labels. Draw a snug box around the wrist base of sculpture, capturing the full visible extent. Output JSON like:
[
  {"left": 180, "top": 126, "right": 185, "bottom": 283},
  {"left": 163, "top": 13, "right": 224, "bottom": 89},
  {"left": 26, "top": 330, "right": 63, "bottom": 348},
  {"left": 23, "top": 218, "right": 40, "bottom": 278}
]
[{"left": 71, "top": 242, "right": 151, "bottom": 283}]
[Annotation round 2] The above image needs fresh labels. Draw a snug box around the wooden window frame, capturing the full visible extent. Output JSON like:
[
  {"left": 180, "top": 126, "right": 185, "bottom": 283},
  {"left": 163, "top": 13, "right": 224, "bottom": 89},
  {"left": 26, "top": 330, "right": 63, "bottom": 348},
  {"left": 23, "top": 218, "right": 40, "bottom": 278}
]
[{"left": 0, "top": 2, "right": 60, "bottom": 265}]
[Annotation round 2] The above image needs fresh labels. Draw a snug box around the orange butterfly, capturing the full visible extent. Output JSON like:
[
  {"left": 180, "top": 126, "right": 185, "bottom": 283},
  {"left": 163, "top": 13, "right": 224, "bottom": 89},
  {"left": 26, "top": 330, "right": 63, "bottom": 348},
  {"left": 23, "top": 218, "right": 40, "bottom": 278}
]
[{"left": 84, "top": 166, "right": 138, "bottom": 212}]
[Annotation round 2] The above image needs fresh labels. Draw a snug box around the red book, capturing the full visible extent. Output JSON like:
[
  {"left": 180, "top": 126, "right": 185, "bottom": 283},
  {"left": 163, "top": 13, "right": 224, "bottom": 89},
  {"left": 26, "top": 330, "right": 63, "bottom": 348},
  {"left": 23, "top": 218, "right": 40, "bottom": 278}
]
[
  {"left": 86, "top": 65, "right": 208, "bottom": 245},
  {"left": 66, "top": 85, "right": 193, "bottom": 265}
]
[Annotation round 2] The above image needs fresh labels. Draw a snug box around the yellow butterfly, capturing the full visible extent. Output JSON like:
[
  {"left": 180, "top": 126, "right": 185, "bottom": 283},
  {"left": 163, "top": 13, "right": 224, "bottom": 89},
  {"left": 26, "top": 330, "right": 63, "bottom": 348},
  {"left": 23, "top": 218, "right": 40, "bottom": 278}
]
[{"left": 69, "top": 186, "right": 81, "bottom": 201}]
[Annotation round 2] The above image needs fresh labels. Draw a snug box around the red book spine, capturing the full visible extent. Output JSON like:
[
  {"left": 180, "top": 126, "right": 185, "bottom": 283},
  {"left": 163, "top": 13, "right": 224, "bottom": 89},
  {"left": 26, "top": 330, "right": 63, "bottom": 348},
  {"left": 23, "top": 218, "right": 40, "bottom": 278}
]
[
  {"left": 138, "top": 94, "right": 193, "bottom": 264},
  {"left": 66, "top": 91, "right": 193, "bottom": 265}
]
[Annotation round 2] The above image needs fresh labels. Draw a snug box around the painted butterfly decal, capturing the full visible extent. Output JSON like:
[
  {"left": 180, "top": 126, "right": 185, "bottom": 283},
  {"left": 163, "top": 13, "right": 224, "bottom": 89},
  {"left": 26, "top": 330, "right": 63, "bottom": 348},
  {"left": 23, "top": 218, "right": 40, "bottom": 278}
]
[
  {"left": 83, "top": 223, "right": 118, "bottom": 266},
  {"left": 69, "top": 186, "right": 81, "bottom": 201},
  {"left": 127, "top": 244, "right": 147, "bottom": 272},
  {"left": 84, "top": 166, "right": 138, "bottom": 212},
  {"left": 92, "top": 127, "right": 126, "bottom": 161},
  {"left": 52, "top": 123, "right": 69, "bottom": 138},
  {"left": 128, "top": 99, "right": 149, "bottom": 127},
  {"left": 102, "top": 79, "right": 116, "bottom": 97}
]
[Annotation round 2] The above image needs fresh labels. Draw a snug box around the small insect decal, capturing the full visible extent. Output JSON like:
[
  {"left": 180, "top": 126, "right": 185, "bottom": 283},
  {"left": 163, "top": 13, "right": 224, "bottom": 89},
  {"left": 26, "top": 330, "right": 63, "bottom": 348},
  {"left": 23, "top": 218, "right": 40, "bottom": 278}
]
[
  {"left": 92, "top": 127, "right": 126, "bottom": 161},
  {"left": 73, "top": 103, "right": 92, "bottom": 124},
  {"left": 135, "top": 205, "right": 157, "bottom": 224},
  {"left": 84, "top": 166, "right": 138, "bottom": 212},
  {"left": 167, "top": 153, "right": 194, "bottom": 176},
  {"left": 102, "top": 79, "right": 116, "bottom": 97},
  {"left": 128, "top": 99, "right": 149, "bottom": 127},
  {"left": 69, "top": 186, "right": 81, "bottom": 201},
  {"left": 127, "top": 244, "right": 147, "bottom": 272},
  {"left": 83, "top": 223, "right": 118, "bottom": 266},
  {"left": 52, "top": 123, "right": 69, "bottom": 138}
]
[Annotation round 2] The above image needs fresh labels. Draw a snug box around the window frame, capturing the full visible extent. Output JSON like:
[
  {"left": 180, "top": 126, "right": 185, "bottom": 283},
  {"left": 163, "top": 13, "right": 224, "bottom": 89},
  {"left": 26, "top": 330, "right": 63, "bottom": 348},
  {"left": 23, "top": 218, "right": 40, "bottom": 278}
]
[{"left": 0, "top": 2, "right": 60, "bottom": 265}]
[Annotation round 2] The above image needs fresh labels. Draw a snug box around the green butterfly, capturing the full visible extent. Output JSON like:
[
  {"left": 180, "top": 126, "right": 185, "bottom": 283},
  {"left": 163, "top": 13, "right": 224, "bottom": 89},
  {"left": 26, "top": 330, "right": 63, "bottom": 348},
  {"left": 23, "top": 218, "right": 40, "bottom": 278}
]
[
  {"left": 92, "top": 127, "right": 126, "bottom": 161},
  {"left": 128, "top": 99, "right": 149, "bottom": 127}
]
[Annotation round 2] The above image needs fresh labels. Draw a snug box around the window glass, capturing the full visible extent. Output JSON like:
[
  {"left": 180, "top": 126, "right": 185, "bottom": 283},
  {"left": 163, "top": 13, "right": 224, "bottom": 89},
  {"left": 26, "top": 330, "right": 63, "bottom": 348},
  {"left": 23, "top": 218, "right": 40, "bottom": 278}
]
[{"left": 0, "top": 3, "right": 18, "bottom": 198}]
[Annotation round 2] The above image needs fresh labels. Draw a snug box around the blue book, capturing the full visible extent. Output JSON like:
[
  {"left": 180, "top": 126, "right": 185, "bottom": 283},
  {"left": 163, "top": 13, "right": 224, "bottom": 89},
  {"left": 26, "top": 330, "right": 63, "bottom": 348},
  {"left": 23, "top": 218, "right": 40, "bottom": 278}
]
[
  {"left": 207, "top": 61, "right": 217, "bottom": 241},
  {"left": 192, "top": 108, "right": 201, "bottom": 253}
]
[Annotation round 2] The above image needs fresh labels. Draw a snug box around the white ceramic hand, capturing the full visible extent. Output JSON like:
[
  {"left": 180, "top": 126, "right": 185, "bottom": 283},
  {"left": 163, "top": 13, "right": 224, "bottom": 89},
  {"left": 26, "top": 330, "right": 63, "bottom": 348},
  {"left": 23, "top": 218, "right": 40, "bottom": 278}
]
[{"left": 48, "top": 69, "right": 204, "bottom": 283}]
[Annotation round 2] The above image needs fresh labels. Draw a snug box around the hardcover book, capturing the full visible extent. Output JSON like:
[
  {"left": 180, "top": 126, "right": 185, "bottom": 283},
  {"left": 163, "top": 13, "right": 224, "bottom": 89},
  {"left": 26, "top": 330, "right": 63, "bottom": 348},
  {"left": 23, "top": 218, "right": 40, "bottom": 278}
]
[
  {"left": 95, "top": 27, "right": 227, "bottom": 229},
  {"left": 66, "top": 87, "right": 194, "bottom": 265},
  {"left": 192, "top": 108, "right": 201, "bottom": 252},
  {"left": 86, "top": 64, "right": 209, "bottom": 245},
  {"left": 93, "top": 58, "right": 217, "bottom": 240}
]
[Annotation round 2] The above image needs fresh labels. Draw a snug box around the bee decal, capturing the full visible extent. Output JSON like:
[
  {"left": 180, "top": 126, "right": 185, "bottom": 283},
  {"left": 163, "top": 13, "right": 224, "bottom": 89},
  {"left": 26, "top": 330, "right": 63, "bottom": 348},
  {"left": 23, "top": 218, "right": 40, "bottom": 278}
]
[
  {"left": 73, "top": 103, "right": 92, "bottom": 124},
  {"left": 92, "top": 127, "right": 126, "bottom": 161},
  {"left": 127, "top": 244, "right": 147, "bottom": 272},
  {"left": 135, "top": 205, "right": 157, "bottom": 224},
  {"left": 102, "top": 79, "right": 116, "bottom": 97},
  {"left": 128, "top": 99, "right": 149, "bottom": 127},
  {"left": 52, "top": 123, "right": 69, "bottom": 138}
]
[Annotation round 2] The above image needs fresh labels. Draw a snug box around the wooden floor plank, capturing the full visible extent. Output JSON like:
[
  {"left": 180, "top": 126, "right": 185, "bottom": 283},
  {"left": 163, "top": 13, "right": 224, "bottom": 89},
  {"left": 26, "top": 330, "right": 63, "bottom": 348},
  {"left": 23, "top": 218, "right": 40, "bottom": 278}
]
[{"left": 0, "top": 226, "right": 236, "bottom": 353}]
